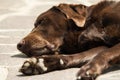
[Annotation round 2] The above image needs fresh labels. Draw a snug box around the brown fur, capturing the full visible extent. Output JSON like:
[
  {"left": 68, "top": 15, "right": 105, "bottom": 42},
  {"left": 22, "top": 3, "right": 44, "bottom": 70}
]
[
  {"left": 19, "top": 1, "right": 120, "bottom": 80},
  {"left": 17, "top": 4, "right": 88, "bottom": 56},
  {"left": 76, "top": 1, "right": 120, "bottom": 79}
]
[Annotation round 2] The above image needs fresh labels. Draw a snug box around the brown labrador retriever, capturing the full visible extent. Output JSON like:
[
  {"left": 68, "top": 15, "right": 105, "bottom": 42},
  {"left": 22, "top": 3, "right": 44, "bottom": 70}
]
[{"left": 18, "top": 1, "right": 120, "bottom": 80}]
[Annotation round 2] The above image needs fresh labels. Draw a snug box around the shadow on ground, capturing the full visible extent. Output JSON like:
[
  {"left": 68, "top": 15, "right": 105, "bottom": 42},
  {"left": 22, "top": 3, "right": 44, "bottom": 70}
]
[{"left": 11, "top": 53, "right": 28, "bottom": 58}]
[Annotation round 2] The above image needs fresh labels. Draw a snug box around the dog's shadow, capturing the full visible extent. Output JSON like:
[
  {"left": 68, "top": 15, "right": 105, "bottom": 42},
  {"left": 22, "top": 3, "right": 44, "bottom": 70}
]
[
  {"left": 17, "top": 74, "right": 34, "bottom": 77},
  {"left": 11, "top": 53, "right": 28, "bottom": 58},
  {"left": 102, "top": 64, "right": 120, "bottom": 74}
]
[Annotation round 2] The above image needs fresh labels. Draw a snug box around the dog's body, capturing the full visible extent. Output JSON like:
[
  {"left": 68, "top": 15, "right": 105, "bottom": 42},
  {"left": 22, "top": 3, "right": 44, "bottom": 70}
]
[{"left": 18, "top": 1, "right": 120, "bottom": 80}]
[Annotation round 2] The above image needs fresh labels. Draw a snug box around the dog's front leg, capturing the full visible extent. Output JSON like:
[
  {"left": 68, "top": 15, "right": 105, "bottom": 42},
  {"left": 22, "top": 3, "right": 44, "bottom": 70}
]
[
  {"left": 19, "top": 46, "right": 107, "bottom": 75},
  {"left": 77, "top": 43, "right": 120, "bottom": 80}
]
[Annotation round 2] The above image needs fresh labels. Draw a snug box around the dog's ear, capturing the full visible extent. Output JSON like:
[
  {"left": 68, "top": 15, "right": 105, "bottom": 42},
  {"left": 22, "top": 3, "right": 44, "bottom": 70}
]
[{"left": 58, "top": 4, "right": 87, "bottom": 27}]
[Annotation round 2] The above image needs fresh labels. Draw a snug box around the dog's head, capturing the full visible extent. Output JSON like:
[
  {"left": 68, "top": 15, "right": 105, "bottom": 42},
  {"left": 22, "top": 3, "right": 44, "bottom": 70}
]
[{"left": 17, "top": 4, "right": 87, "bottom": 57}]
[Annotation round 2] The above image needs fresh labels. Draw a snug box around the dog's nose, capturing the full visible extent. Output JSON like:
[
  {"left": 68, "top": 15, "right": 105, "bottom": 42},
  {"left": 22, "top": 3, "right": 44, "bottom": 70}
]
[{"left": 17, "top": 40, "right": 25, "bottom": 50}]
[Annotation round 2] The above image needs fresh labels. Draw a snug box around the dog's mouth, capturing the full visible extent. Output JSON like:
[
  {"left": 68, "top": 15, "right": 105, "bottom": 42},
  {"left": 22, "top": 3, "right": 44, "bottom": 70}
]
[
  {"left": 30, "top": 48, "right": 54, "bottom": 56},
  {"left": 22, "top": 45, "right": 60, "bottom": 57}
]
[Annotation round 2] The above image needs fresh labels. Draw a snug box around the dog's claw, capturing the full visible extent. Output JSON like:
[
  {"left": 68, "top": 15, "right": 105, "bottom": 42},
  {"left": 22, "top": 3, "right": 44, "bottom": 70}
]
[
  {"left": 76, "top": 76, "right": 94, "bottom": 80},
  {"left": 76, "top": 76, "right": 81, "bottom": 80},
  {"left": 76, "top": 62, "right": 100, "bottom": 80},
  {"left": 76, "top": 74, "right": 94, "bottom": 80},
  {"left": 76, "top": 70, "right": 98, "bottom": 80}
]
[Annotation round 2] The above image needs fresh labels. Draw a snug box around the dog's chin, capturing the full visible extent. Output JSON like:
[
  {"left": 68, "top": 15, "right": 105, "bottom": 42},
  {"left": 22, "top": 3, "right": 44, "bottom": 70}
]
[{"left": 23, "top": 48, "right": 56, "bottom": 57}]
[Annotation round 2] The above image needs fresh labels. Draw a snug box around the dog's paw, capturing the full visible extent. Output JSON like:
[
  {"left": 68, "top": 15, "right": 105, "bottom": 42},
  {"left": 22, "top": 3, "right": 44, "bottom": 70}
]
[
  {"left": 19, "top": 56, "right": 65, "bottom": 75},
  {"left": 76, "top": 57, "right": 108, "bottom": 80},
  {"left": 76, "top": 64, "right": 98, "bottom": 80}
]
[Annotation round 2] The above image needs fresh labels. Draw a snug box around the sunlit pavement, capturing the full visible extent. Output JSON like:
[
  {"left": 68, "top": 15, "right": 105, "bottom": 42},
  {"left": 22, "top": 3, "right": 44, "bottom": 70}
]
[{"left": 0, "top": 0, "right": 120, "bottom": 80}]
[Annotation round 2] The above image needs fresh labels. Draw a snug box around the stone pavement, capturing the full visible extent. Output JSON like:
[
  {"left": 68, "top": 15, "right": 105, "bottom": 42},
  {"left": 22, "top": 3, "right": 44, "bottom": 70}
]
[{"left": 0, "top": 0, "right": 120, "bottom": 80}]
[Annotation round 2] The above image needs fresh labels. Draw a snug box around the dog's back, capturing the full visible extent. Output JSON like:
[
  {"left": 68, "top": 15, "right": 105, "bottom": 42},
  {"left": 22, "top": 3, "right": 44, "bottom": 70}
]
[{"left": 78, "top": 1, "right": 120, "bottom": 47}]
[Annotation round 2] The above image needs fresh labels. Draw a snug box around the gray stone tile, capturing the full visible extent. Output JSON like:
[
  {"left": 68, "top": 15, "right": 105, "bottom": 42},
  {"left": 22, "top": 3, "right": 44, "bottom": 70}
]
[
  {"left": 0, "top": 30, "right": 31, "bottom": 45},
  {"left": 27, "top": 0, "right": 91, "bottom": 16},
  {"left": 0, "top": 30, "right": 31, "bottom": 38},
  {"left": 0, "top": 54, "right": 27, "bottom": 66},
  {"left": 0, "top": 0, "right": 119, "bottom": 80},
  {"left": 0, "top": 45, "right": 18, "bottom": 53},
  {"left": 97, "top": 68, "right": 120, "bottom": 80},
  {"left": 0, "top": 37, "right": 22, "bottom": 44},
  {"left": 0, "top": 67, "right": 8, "bottom": 80},
  {"left": 0, "top": 0, "right": 26, "bottom": 10},
  {"left": 0, "top": 16, "right": 35, "bottom": 29},
  {"left": 28, "top": 4, "right": 55, "bottom": 16},
  {"left": 0, "top": 9, "right": 15, "bottom": 15}
]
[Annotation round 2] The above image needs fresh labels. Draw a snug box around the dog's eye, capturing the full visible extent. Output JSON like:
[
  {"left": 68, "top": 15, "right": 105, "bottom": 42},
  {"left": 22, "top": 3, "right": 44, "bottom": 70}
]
[
  {"left": 34, "top": 18, "right": 49, "bottom": 28},
  {"left": 34, "top": 20, "right": 43, "bottom": 27}
]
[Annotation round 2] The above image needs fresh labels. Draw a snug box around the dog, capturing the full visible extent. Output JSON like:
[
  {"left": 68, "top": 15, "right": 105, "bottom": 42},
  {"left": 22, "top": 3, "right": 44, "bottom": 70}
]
[{"left": 18, "top": 1, "right": 120, "bottom": 80}]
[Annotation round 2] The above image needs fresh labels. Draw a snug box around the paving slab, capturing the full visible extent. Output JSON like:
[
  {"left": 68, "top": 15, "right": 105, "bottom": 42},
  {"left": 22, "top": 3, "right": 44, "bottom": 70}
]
[
  {"left": 0, "top": 0, "right": 120, "bottom": 80},
  {"left": 97, "top": 65, "right": 120, "bottom": 80},
  {"left": 0, "top": 16, "right": 35, "bottom": 29},
  {"left": 28, "top": 4, "right": 56, "bottom": 16},
  {"left": 0, "top": 0, "right": 26, "bottom": 10},
  {"left": 97, "top": 70, "right": 120, "bottom": 80},
  {"left": 0, "top": 9, "right": 15, "bottom": 15},
  {"left": 0, "top": 37, "right": 24, "bottom": 44},
  {"left": 0, "top": 54, "right": 27, "bottom": 66},
  {"left": 0, "top": 45, "right": 17, "bottom": 53},
  {"left": 0, "top": 67, "right": 8, "bottom": 80},
  {"left": 0, "top": 30, "right": 30, "bottom": 37}
]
